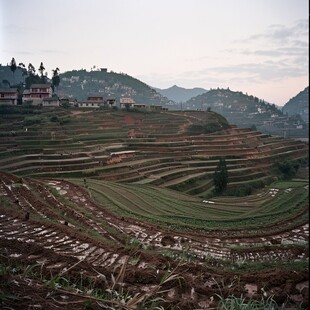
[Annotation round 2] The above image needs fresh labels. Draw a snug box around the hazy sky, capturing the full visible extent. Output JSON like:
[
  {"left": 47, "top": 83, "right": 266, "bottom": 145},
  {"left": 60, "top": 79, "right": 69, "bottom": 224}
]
[{"left": 1, "top": 0, "right": 308, "bottom": 105}]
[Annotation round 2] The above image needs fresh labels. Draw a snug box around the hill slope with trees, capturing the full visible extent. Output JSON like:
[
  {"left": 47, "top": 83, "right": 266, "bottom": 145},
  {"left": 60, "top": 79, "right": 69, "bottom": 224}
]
[
  {"left": 57, "top": 69, "right": 172, "bottom": 105},
  {"left": 282, "top": 86, "right": 309, "bottom": 122},
  {"left": 185, "top": 88, "right": 308, "bottom": 139}
]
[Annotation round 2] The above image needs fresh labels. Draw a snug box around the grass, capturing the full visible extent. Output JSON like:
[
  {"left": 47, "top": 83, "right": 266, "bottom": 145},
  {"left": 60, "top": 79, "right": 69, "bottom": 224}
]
[
  {"left": 0, "top": 258, "right": 184, "bottom": 310},
  {"left": 216, "top": 294, "right": 290, "bottom": 310},
  {"left": 71, "top": 178, "right": 308, "bottom": 234},
  {"left": 0, "top": 109, "right": 308, "bottom": 308}
]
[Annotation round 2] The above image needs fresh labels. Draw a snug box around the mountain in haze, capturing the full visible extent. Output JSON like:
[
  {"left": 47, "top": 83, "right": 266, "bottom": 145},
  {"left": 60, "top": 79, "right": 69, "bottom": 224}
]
[
  {"left": 154, "top": 85, "right": 207, "bottom": 103},
  {"left": 185, "top": 87, "right": 279, "bottom": 113},
  {"left": 282, "top": 86, "right": 309, "bottom": 123},
  {"left": 185, "top": 87, "right": 308, "bottom": 138}
]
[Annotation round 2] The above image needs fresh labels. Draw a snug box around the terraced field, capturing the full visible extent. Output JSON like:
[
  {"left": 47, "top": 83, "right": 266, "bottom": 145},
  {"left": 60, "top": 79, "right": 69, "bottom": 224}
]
[{"left": 0, "top": 107, "right": 308, "bottom": 309}]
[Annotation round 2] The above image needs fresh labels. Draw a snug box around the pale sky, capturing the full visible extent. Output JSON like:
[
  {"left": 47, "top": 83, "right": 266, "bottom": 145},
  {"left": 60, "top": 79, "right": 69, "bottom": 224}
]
[{"left": 0, "top": 0, "right": 308, "bottom": 106}]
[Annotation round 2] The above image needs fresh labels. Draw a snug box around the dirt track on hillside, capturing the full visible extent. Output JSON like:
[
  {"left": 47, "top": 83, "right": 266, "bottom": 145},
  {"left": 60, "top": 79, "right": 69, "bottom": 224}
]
[{"left": 0, "top": 172, "right": 308, "bottom": 309}]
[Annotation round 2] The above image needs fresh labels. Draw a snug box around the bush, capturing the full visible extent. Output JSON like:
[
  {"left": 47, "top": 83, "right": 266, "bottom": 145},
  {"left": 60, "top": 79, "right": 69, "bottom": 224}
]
[
  {"left": 50, "top": 115, "right": 59, "bottom": 122},
  {"left": 275, "top": 160, "right": 299, "bottom": 180},
  {"left": 188, "top": 122, "right": 229, "bottom": 135},
  {"left": 213, "top": 159, "right": 228, "bottom": 194},
  {"left": 24, "top": 116, "right": 42, "bottom": 126},
  {"left": 59, "top": 116, "right": 71, "bottom": 124}
]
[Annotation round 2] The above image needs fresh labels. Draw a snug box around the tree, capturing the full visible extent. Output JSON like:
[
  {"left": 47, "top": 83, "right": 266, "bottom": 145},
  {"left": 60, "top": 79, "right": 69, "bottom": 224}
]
[
  {"left": 276, "top": 160, "right": 299, "bottom": 180},
  {"left": 25, "top": 63, "right": 41, "bottom": 89},
  {"left": 52, "top": 67, "right": 60, "bottom": 92},
  {"left": 27, "top": 63, "right": 36, "bottom": 75},
  {"left": 38, "top": 62, "right": 46, "bottom": 82},
  {"left": 213, "top": 158, "right": 228, "bottom": 194},
  {"left": 10, "top": 57, "right": 17, "bottom": 80}
]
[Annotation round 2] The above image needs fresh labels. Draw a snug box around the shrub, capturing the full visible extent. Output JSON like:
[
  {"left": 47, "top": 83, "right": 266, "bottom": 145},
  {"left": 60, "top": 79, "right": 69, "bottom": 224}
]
[
  {"left": 275, "top": 160, "right": 299, "bottom": 180},
  {"left": 24, "top": 116, "right": 42, "bottom": 126},
  {"left": 213, "top": 158, "right": 228, "bottom": 194},
  {"left": 187, "top": 119, "right": 230, "bottom": 134},
  {"left": 50, "top": 115, "right": 59, "bottom": 122}
]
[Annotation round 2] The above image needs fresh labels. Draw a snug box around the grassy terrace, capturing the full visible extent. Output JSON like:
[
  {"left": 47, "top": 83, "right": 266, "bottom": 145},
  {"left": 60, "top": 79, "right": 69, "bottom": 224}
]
[
  {"left": 0, "top": 107, "right": 308, "bottom": 310},
  {"left": 72, "top": 178, "right": 308, "bottom": 234},
  {"left": 0, "top": 108, "right": 308, "bottom": 195}
]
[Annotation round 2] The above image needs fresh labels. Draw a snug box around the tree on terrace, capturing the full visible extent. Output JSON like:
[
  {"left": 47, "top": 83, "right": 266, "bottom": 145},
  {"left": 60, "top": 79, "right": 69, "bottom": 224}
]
[
  {"left": 38, "top": 62, "right": 46, "bottom": 82},
  {"left": 10, "top": 57, "right": 17, "bottom": 81},
  {"left": 52, "top": 67, "right": 60, "bottom": 92},
  {"left": 213, "top": 158, "right": 228, "bottom": 194},
  {"left": 28, "top": 63, "right": 36, "bottom": 75},
  {"left": 25, "top": 63, "right": 41, "bottom": 89},
  {"left": 18, "top": 63, "right": 27, "bottom": 84}
]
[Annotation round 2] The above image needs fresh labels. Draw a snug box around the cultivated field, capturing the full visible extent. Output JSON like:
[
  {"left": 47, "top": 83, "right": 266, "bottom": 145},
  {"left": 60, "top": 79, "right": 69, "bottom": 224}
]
[{"left": 0, "top": 107, "right": 308, "bottom": 309}]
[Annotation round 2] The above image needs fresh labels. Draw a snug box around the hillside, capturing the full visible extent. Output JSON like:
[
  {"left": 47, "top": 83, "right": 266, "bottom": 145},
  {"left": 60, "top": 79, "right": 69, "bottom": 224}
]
[
  {"left": 0, "top": 107, "right": 308, "bottom": 309},
  {"left": 0, "top": 64, "right": 308, "bottom": 139},
  {"left": 0, "top": 65, "right": 25, "bottom": 87},
  {"left": 57, "top": 69, "right": 172, "bottom": 105},
  {"left": 282, "top": 86, "right": 309, "bottom": 122},
  {"left": 0, "top": 65, "right": 172, "bottom": 106},
  {"left": 185, "top": 88, "right": 308, "bottom": 139},
  {"left": 154, "top": 85, "right": 207, "bottom": 103},
  {"left": 185, "top": 87, "right": 279, "bottom": 113}
]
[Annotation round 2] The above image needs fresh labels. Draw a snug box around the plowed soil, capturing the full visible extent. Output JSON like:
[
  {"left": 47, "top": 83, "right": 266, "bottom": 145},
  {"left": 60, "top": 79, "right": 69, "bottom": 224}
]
[{"left": 0, "top": 172, "right": 308, "bottom": 309}]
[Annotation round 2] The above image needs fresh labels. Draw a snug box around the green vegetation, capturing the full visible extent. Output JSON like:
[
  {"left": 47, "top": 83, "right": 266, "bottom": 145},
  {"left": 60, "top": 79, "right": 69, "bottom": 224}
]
[
  {"left": 0, "top": 259, "right": 183, "bottom": 310},
  {"left": 59, "top": 69, "right": 170, "bottom": 105},
  {"left": 282, "top": 86, "right": 309, "bottom": 122},
  {"left": 213, "top": 158, "right": 228, "bottom": 194},
  {"left": 274, "top": 159, "right": 300, "bottom": 180},
  {"left": 72, "top": 178, "right": 308, "bottom": 234},
  {"left": 217, "top": 295, "right": 289, "bottom": 310}
]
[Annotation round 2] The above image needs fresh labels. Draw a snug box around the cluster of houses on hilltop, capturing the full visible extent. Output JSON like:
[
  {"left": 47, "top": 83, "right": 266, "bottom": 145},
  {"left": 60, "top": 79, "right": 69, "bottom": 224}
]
[{"left": 0, "top": 84, "right": 168, "bottom": 111}]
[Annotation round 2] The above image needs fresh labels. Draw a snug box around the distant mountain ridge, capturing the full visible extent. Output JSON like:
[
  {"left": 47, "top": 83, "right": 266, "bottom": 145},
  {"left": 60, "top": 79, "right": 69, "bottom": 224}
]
[
  {"left": 185, "top": 87, "right": 308, "bottom": 139},
  {"left": 185, "top": 87, "right": 278, "bottom": 112},
  {"left": 154, "top": 85, "right": 207, "bottom": 103},
  {"left": 282, "top": 87, "right": 309, "bottom": 123}
]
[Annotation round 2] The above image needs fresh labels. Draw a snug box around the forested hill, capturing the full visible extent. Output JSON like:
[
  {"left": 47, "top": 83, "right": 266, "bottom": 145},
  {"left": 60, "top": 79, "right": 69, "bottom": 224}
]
[
  {"left": 282, "top": 86, "right": 309, "bottom": 122},
  {"left": 0, "top": 66, "right": 25, "bottom": 87},
  {"left": 185, "top": 88, "right": 280, "bottom": 114},
  {"left": 57, "top": 69, "right": 172, "bottom": 105}
]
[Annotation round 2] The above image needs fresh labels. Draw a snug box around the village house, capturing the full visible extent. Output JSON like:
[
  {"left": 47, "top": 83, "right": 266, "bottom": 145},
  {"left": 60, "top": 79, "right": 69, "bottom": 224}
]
[
  {"left": 150, "top": 105, "right": 168, "bottom": 111},
  {"left": 120, "top": 97, "right": 135, "bottom": 109},
  {"left": 42, "top": 97, "right": 60, "bottom": 107},
  {"left": 77, "top": 101, "right": 100, "bottom": 108},
  {"left": 78, "top": 95, "right": 103, "bottom": 108},
  {"left": 22, "top": 89, "right": 31, "bottom": 103},
  {"left": 23, "top": 84, "right": 53, "bottom": 105},
  {"left": 132, "top": 103, "right": 146, "bottom": 109},
  {"left": 0, "top": 88, "right": 19, "bottom": 105},
  {"left": 105, "top": 99, "right": 116, "bottom": 108},
  {"left": 59, "top": 96, "right": 77, "bottom": 107},
  {"left": 120, "top": 97, "right": 146, "bottom": 109}
]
